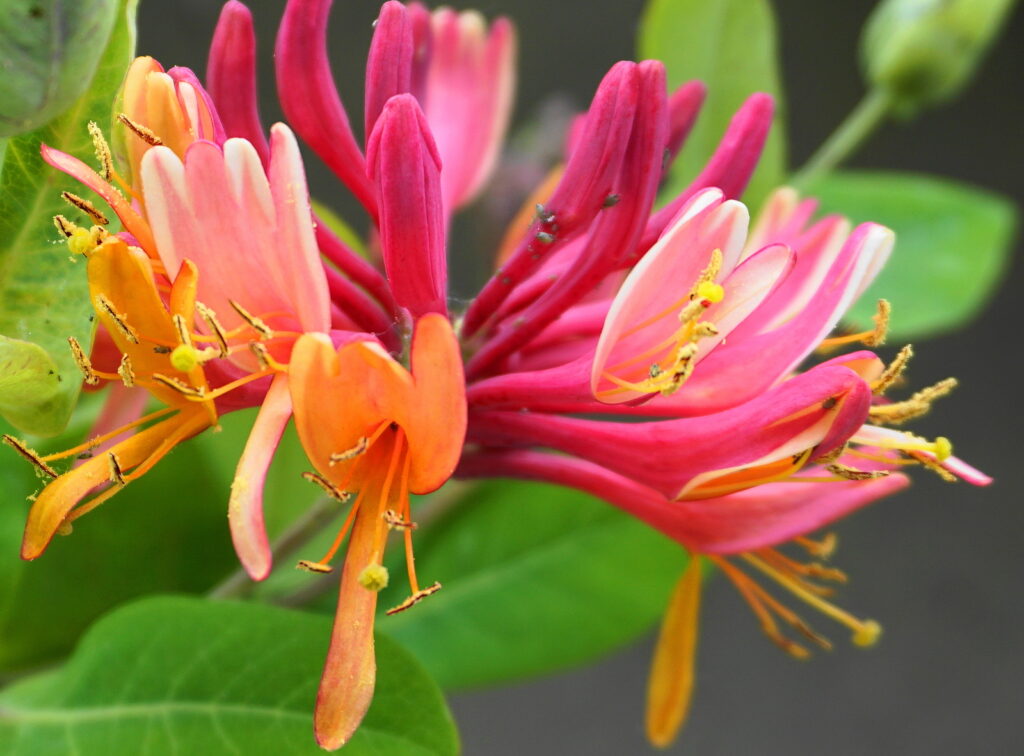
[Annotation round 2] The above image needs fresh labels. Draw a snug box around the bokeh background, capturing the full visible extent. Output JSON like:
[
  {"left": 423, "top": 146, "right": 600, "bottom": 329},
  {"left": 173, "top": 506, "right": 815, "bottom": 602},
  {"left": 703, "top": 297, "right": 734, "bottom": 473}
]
[{"left": 138, "top": 1, "right": 1023, "bottom": 753}]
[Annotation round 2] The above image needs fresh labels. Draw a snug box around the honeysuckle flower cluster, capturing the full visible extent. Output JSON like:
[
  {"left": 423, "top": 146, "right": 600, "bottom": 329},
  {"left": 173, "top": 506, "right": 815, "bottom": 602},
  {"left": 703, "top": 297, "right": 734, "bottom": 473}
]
[{"left": 2, "top": 0, "right": 990, "bottom": 750}]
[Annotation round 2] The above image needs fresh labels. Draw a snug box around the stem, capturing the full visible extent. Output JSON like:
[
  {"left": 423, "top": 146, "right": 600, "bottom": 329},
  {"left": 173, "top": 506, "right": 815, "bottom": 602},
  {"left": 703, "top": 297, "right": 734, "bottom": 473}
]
[
  {"left": 208, "top": 496, "right": 341, "bottom": 600},
  {"left": 792, "top": 89, "right": 893, "bottom": 188}
]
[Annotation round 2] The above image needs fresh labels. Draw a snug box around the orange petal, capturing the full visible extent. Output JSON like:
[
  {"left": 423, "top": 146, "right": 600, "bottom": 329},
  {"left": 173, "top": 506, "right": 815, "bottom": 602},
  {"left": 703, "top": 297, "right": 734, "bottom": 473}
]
[
  {"left": 403, "top": 313, "right": 467, "bottom": 493},
  {"left": 87, "top": 239, "right": 197, "bottom": 405},
  {"left": 314, "top": 475, "right": 388, "bottom": 750},
  {"left": 22, "top": 414, "right": 187, "bottom": 559},
  {"left": 290, "top": 315, "right": 465, "bottom": 494},
  {"left": 646, "top": 556, "right": 703, "bottom": 748}
]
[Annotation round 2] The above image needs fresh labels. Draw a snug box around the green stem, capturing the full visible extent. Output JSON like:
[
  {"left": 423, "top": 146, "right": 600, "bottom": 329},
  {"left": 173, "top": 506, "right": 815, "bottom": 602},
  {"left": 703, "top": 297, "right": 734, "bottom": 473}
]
[
  {"left": 792, "top": 89, "right": 894, "bottom": 188},
  {"left": 208, "top": 495, "right": 341, "bottom": 600}
]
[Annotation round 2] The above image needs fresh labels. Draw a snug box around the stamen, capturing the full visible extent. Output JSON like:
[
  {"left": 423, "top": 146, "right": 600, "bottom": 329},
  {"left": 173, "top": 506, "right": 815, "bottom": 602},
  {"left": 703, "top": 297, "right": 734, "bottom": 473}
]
[
  {"left": 151, "top": 373, "right": 206, "bottom": 398},
  {"left": 314, "top": 488, "right": 365, "bottom": 565},
  {"left": 39, "top": 406, "right": 177, "bottom": 462},
  {"left": 756, "top": 548, "right": 847, "bottom": 584},
  {"left": 330, "top": 437, "right": 369, "bottom": 465},
  {"left": 53, "top": 215, "right": 77, "bottom": 238},
  {"left": 869, "top": 378, "right": 957, "bottom": 426},
  {"left": 825, "top": 463, "right": 890, "bottom": 481},
  {"left": 68, "top": 336, "right": 100, "bottom": 385},
  {"left": 87, "top": 121, "right": 115, "bottom": 181},
  {"left": 228, "top": 300, "right": 273, "bottom": 339},
  {"left": 195, "top": 303, "right": 230, "bottom": 357},
  {"left": 117, "top": 354, "right": 136, "bottom": 387},
  {"left": 117, "top": 113, "right": 163, "bottom": 146},
  {"left": 249, "top": 342, "right": 287, "bottom": 372},
  {"left": 712, "top": 557, "right": 815, "bottom": 658},
  {"left": 819, "top": 299, "right": 891, "bottom": 351},
  {"left": 107, "top": 452, "right": 127, "bottom": 486},
  {"left": 383, "top": 508, "right": 417, "bottom": 531},
  {"left": 61, "top": 191, "right": 109, "bottom": 226},
  {"left": 94, "top": 294, "right": 139, "bottom": 344},
  {"left": 297, "top": 560, "right": 334, "bottom": 574},
  {"left": 741, "top": 553, "right": 881, "bottom": 647},
  {"left": 872, "top": 345, "right": 913, "bottom": 395},
  {"left": 795, "top": 533, "right": 838, "bottom": 559},
  {"left": 301, "top": 471, "right": 352, "bottom": 502},
  {"left": 385, "top": 581, "right": 442, "bottom": 615},
  {"left": 172, "top": 314, "right": 193, "bottom": 349},
  {"left": 1, "top": 435, "right": 58, "bottom": 479}
]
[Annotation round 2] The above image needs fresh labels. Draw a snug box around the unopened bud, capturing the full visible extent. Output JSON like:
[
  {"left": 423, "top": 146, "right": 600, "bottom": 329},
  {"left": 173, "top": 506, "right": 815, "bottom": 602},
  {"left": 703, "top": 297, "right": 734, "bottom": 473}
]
[{"left": 861, "top": 0, "right": 1014, "bottom": 115}]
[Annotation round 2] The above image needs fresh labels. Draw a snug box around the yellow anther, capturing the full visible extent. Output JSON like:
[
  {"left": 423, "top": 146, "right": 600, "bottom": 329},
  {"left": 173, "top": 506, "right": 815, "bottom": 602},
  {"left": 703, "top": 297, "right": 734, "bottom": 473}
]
[
  {"left": 853, "top": 620, "right": 882, "bottom": 647},
  {"left": 297, "top": 560, "right": 334, "bottom": 574},
  {"left": 933, "top": 436, "right": 953, "bottom": 462},
  {"left": 61, "top": 191, "right": 109, "bottom": 226},
  {"left": 88, "top": 121, "right": 115, "bottom": 181},
  {"left": 170, "top": 344, "right": 201, "bottom": 373},
  {"left": 696, "top": 281, "right": 725, "bottom": 303},
  {"left": 358, "top": 564, "right": 390, "bottom": 592}
]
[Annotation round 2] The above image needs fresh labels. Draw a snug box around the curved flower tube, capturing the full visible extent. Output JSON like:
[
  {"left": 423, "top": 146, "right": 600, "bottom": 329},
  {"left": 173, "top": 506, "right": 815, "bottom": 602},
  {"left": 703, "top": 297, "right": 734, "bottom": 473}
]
[{"left": 288, "top": 314, "right": 466, "bottom": 750}]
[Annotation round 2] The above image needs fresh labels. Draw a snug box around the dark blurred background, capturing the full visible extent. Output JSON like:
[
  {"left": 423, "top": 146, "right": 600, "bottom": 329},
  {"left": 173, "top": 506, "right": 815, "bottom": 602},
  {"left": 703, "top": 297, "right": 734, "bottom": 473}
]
[{"left": 139, "top": 1, "right": 1023, "bottom": 753}]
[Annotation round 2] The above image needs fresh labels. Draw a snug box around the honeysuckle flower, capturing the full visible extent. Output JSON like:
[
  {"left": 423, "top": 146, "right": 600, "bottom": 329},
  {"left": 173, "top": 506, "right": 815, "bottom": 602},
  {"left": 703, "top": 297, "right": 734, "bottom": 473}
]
[
  {"left": 16, "top": 102, "right": 332, "bottom": 567},
  {"left": 457, "top": 182, "right": 991, "bottom": 747},
  {"left": 288, "top": 314, "right": 466, "bottom": 749},
  {"left": 7, "top": 0, "right": 992, "bottom": 752}
]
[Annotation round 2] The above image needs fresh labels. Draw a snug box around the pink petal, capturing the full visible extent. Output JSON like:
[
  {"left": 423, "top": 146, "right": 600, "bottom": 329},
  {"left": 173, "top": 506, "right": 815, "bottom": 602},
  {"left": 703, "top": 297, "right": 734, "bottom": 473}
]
[
  {"left": 40, "top": 145, "right": 155, "bottom": 254},
  {"left": 652, "top": 223, "right": 894, "bottom": 415},
  {"left": 207, "top": 0, "right": 270, "bottom": 163},
  {"left": 456, "top": 449, "right": 910, "bottom": 554},
  {"left": 424, "top": 8, "right": 517, "bottom": 209},
  {"left": 641, "top": 93, "right": 775, "bottom": 251},
  {"left": 275, "top": 0, "right": 375, "bottom": 216},
  {"left": 468, "top": 363, "right": 872, "bottom": 499},
  {"left": 467, "top": 61, "right": 667, "bottom": 378},
  {"left": 228, "top": 373, "right": 293, "bottom": 580},
  {"left": 364, "top": 1, "right": 414, "bottom": 142},
  {"left": 462, "top": 60, "right": 641, "bottom": 338}
]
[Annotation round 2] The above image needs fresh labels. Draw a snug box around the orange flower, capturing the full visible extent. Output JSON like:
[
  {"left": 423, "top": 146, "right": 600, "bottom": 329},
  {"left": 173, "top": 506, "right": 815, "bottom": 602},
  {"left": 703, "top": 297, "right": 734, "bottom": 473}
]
[
  {"left": 16, "top": 237, "right": 231, "bottom": 558},
  {"left": 287, "top": 313, "right": 466, "bottom": 750}
]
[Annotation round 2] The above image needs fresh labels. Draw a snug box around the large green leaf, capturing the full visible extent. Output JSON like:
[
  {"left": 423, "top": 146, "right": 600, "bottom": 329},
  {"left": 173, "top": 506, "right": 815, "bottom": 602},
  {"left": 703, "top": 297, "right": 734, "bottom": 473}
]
[
  {"left": 638, "top": 0, "right": 786, "bottom": 207},
  {"left": 808, "top": 170, "right": 1017, "bottom": 339},
  {"left": 0, "top": 405, "right": 323, "bottom": 674},
  {"left": 0, "top": 0, "right": 136, "bottom": 436},
  {"left": 0, "top": 596, "right": 459, "bottom": 755},
  {"left": 372, "top": 480, "right": 687, "bottom": 690},
  {"left": 0, "top": 0, "right": 119, "bottom": 137}
]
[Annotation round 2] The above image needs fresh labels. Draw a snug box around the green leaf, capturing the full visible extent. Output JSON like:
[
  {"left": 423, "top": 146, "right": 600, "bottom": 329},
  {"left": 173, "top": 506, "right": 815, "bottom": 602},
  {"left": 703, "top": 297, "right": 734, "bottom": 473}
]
[
  {"left": 638, "top": 0, "right": 786, "bottom": 207},
  {"left": 0, "top": 0, "right": 136, "bottom": 436},
  {"left": 0, "top": 405, "right": 322, "bottom": 674},
  {"left": 0, "top": 0, "right": 119, "bottom": 137},
  {"left": 808, "top": 170, "right": 1017, "bottom": 339},
  {"left": 0, "top": 596, "right": 459, "bottom": 755},
  {"left": 377, "top": 480, "right": 687, "bottom": 690}
]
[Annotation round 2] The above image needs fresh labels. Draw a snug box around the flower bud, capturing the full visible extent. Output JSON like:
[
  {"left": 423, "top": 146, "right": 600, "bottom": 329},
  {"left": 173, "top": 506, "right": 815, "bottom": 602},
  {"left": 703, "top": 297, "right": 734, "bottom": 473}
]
[{"left": 861, "top": 0, "right": 1014, "bottom": 114}]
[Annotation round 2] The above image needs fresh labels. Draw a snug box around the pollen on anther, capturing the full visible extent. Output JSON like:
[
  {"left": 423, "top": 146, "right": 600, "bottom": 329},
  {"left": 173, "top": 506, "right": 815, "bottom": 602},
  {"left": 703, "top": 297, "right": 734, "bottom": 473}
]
[
  {"left": 61, "top": 191, "right": 109, "bottom": 226},
  {"left": 330, "top": 437, "right": 369, "bottom": 465},
  {"left": 297, "top": 560, "right": 334, "bottom": 574}
]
